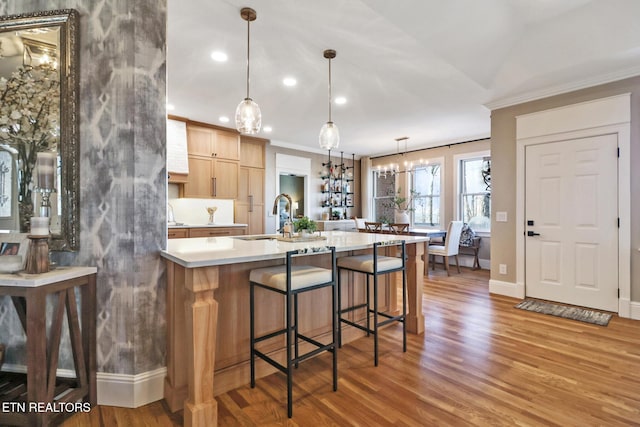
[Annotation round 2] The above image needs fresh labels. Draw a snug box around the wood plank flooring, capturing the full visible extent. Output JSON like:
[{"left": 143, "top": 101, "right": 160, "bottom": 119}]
[{"left": 62, "top": 268, "right": 640, "bottom": 426}]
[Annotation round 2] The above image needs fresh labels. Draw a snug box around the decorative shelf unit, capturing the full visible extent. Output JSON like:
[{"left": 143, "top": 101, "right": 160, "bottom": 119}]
[{"left": 320, "top": 151, "right": 355, "bottom": 220}]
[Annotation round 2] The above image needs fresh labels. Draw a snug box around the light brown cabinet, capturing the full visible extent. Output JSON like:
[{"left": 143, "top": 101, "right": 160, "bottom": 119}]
[
  {"left": 168, "top": 226, "right": 247, "bottom": 239},
  {"left": 187, "top": 227, "right": 246, "bottom": 238},
  {"left": 236, "top": 135, "right": 265, "bottom": 234},
  {"left": 236, "top": 166, "right": 264, "bottom": 235},
  {"left": 168, "top": 228, "right": 188, "bottom": 239},
  {"left": 240, "top": 136, "right": 266, "bottom": 168},
  {"left": 182, "top": 124, "right": 240, "bottom": 199},
  {"left": 187, "top": 125, "right": 240, "bottom": 160}
]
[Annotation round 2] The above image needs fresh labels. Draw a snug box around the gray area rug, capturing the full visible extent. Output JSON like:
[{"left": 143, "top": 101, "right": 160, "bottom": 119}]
[{"left": 515, "top": 299, "right": 612, "bottom": 326}]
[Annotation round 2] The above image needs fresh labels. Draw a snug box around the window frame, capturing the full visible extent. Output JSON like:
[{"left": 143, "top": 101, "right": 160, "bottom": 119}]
[
  {"left": 454, "top": 151, "right": 491, "bottom": 235},
  {"left": 372, "top": 169, "right": 396, "bottom": 224},
  {"left": 411, "top": 157, "right": 444, "bottom": 229}
]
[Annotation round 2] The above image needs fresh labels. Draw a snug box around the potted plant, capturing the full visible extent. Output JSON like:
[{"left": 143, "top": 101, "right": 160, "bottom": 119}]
[
  {"left": 387, "top": 187, "right": 420, "bottom": 223},
  {"left": 295, "top": 216, "right": 317, "bottom": 237}
]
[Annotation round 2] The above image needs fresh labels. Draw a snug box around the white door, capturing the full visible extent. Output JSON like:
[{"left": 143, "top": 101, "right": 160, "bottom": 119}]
[{"left": 525, "top": 134, "right": 618, "bottom": 311}]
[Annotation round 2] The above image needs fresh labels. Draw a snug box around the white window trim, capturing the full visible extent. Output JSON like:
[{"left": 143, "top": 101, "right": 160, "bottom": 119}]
[
  {"left": 453, "top": 150, "right": 491, "bottom": 236},
  {"left": 412, "top": 156, "right": 445, "bottom": 229}
]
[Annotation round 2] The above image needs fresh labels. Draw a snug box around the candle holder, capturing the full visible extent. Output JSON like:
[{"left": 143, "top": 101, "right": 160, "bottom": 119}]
[{"left": 35, "top": 187, "right": 56, "bottom": 218}]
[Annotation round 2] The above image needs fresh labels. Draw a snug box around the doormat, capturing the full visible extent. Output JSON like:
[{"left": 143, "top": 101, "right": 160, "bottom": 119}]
[{"left": 514, "top": 299, "right": 612, "bottom": 326}]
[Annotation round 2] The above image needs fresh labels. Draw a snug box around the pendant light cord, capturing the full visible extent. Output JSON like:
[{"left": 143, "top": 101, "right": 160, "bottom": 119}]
[
  {"left": 246, "top": 18, "right": 251, "bottom": 99},
  {"left": 328, "top": 56, "right": 332, "bottom": 122}
]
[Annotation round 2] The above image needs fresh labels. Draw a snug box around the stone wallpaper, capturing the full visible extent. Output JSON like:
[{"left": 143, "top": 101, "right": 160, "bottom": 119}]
[{"left": 0, "top": 0, "right": 168, "bottom": 375}]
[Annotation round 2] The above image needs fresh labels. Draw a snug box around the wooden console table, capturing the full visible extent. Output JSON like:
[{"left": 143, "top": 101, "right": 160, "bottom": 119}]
[{"left": 0, "top": 267, "right": 97, "bottom": 427}]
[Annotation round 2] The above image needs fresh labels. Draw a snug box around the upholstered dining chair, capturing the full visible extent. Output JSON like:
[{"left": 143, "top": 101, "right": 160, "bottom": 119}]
[
  {"left": 364, "top": 222, "right": 382, "bottom": 233},
  {"left": 354, "top": 217, "right": 367, "bottom": 232},
  {"left": 429, "top": 221, "right": 464, "bottom": 276}
]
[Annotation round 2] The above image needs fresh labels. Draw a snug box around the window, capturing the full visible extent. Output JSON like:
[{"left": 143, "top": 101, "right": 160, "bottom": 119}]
[
  {"left": 412, "top": 164, "right": 441, "bottom": 227},
  {"left": 0, "top": 150, "right": 13, "bottom": 218},
  {"left": 372, "top": 171, "right": 395, "bottom": 223},
  {"left": 459, "top": 157, "right": 491, "bottom": 232}
]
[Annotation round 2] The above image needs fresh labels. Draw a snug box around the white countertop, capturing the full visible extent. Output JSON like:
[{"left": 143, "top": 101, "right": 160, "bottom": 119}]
[
  {"left": 168, "top": 223, "right": 248, "bottom": 229},
  {"left": 161, "top": 231, "right": 429, "bottom": 268},
  {"left": 0, "top": 266, "right": 97, "bottom": 288}
]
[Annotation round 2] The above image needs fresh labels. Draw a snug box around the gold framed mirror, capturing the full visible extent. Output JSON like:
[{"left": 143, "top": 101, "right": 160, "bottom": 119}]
[{"left": 0, "top": 9, "right": 79, "bottom": 251}]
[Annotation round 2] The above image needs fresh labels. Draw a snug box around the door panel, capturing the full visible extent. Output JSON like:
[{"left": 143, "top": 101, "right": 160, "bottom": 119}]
[{"left": 525, "top": 134, "right": 618, "bottom": 311}]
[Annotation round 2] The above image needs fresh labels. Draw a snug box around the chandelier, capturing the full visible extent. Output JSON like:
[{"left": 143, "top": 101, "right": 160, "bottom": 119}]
[{"left": 376, "top": 137, "right": 428, "bottom": 178}]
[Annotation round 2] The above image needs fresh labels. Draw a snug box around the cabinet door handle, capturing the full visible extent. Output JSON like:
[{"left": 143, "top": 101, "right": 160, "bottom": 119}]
[
  {"left": 249, "top": 195, "right": 253, "bottom": 212},
  {"left": 211, "top": 177, "right": 217, "bottom": 197}
]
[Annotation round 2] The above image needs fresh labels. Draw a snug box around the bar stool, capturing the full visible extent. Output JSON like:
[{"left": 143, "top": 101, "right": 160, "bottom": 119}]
[
  {"left": 337, "top": 240, "right": 406, "bottom": 366},
  {"left": 249, "top": 246, "right": 338, "bottom": 418}
]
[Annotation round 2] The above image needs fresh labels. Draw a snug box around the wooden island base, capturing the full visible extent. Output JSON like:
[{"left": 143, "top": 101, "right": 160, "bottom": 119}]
[{"left": 162, "top": 233, "right": 426, "bottom": 427}]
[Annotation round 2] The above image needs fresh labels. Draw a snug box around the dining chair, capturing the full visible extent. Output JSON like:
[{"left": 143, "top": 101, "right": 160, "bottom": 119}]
[
  {"left": 354, "top": 217, "right": 367, "bottom": 232},
  {"left": 364, "top": 222, "right": 382, "bottom": 232},
  {"left": 429, "top": 221, "right": 464, "bottom": 276},
  {"left": 388, "top": 223, "right": 410, "bottom": 234}
]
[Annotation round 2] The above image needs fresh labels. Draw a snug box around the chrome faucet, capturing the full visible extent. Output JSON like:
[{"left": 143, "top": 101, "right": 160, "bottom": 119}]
[{"left": 273, "top": 193, "right": 293, "bottom": 237}]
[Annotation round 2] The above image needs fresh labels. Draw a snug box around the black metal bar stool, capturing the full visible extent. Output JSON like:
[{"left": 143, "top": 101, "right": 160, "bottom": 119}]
[
  {"left": 337, "top": 240, "right": 406, "bottom": 366},
  {"left": 249, "top": 246, "right": 338, "bottom": 418}
]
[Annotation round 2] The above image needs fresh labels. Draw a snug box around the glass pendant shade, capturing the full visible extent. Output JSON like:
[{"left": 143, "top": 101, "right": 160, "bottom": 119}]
[
  {"left": 235, "top": 97, "right": 261, "bottom": 134},
  {"left": 319, "top": 121, "right": 339, "bottom": 150}
]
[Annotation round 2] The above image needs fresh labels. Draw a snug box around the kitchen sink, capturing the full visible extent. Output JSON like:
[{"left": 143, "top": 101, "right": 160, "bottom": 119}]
[
  {"left": 233, "top": 235, "right": 278, "bottom": 241},
  {"left": 233, "top": 234, "right": 327, "bottom": 242}
]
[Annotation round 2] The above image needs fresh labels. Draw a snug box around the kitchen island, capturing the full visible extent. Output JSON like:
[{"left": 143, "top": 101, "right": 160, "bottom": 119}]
[{"left": 161, "top": 231, "right": 428, "bottom": 427}]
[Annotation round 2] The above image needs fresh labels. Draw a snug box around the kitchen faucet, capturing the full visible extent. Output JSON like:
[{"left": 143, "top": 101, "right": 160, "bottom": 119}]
[{"left": 273, "top": 193, "right": 293, "bottom": 237}]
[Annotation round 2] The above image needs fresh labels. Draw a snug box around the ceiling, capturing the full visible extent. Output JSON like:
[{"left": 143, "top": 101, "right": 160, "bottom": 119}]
[{"left": 167, "top": 0, "right": 640, "bottom": 157}]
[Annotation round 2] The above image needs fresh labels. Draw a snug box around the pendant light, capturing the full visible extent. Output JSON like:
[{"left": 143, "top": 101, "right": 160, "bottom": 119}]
[
  {"left": 319, "top": 49, "right": 339, "bottom": 150},
  {"left": 235, "top": 7, "right": 261, "bottom": 134}
]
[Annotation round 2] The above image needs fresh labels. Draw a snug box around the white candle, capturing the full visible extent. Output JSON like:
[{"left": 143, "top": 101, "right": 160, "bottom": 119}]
[
  {"left": 36, "top": 152, "right": 56, "bottom": 190},
  {"left": 30, "top": 216, "right": 50, "bottom": 236}
]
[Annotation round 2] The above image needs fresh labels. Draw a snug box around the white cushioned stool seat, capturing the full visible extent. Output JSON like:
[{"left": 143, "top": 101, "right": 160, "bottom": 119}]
[
  {"left": 337, "top": 255, "right": 403, "bottom": 273},
  {"left": 250, "top": 265, "right": 333, "bottom": 291}
]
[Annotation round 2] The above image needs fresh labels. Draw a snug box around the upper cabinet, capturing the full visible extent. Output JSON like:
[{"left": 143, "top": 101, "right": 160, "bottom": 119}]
[
  {"left": 167, "top": 117, "right": 190, "bottom": 183},
  {"left": 182, "top": 124, "right": 240, "bottom": 199},
  {"left": 187, "top": 125, "right": 240, "bottom": 160},
  {"left": 240, "top": 135, "right": 267, "bottom": 168}
]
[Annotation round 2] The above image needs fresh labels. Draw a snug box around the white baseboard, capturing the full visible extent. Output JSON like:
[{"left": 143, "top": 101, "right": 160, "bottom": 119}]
[
  {"left": 0, "top": 365, "right": 166, "bottom": 408},
  {"left": 629, "top": 300, "right": 640, "bottom": 320},
  {"left": 97, "top": 367, "right": 166, "bottom": 408},
  {"left": 489, "top": 279, "right": 524, "bottom": 299}
]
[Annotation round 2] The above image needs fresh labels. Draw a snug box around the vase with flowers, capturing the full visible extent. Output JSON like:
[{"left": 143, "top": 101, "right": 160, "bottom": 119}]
[
  {"left": 0, "top": 63, "right": 60, "bottom": 232},
  {"left": 386, "top": 187, "right": 419, "bottom": 224}
]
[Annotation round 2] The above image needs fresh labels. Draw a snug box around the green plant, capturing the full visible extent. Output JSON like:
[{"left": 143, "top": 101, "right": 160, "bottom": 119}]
[
  {"left": 295, "top": 216, "right": 317, "bottom": 233},
  {"left": 386, "top": 187, "right": 420, "bottom": 211}
]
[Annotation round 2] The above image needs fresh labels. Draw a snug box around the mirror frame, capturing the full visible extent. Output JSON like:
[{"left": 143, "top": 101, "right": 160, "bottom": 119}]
[{"left": 0, "top": 9, "right": 80, "bottom": 251}]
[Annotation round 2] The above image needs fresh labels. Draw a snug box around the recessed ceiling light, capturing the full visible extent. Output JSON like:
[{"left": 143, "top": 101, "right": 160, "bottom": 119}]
[
  {"left": 219, "top": 116, "right": 230, "bottom": 123},
  {"left": 282, "top": 77, "right": 297, "bottom": 87},
  {"left": 211, "top": 51, "right": 228, "bottom": 62},
  {"left": 166, "top": 103, "right": 175, "bottom": 111},
  {"left": 263, "top": 126, "right": 273, "bottom": 133},
  {"left": 335, "top": 97, "right": 347, "bottom": 105}
]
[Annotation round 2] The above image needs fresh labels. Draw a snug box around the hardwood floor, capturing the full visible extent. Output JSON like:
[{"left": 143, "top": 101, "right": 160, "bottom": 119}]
[{"left": 62, "top": 268, "right": 640, "bottom": 426}]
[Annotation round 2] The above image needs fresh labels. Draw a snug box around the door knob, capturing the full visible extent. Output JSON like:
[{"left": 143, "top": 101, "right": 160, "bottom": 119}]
[{"left": 527, "top": 231, "right": 540, "bottom": 237}]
